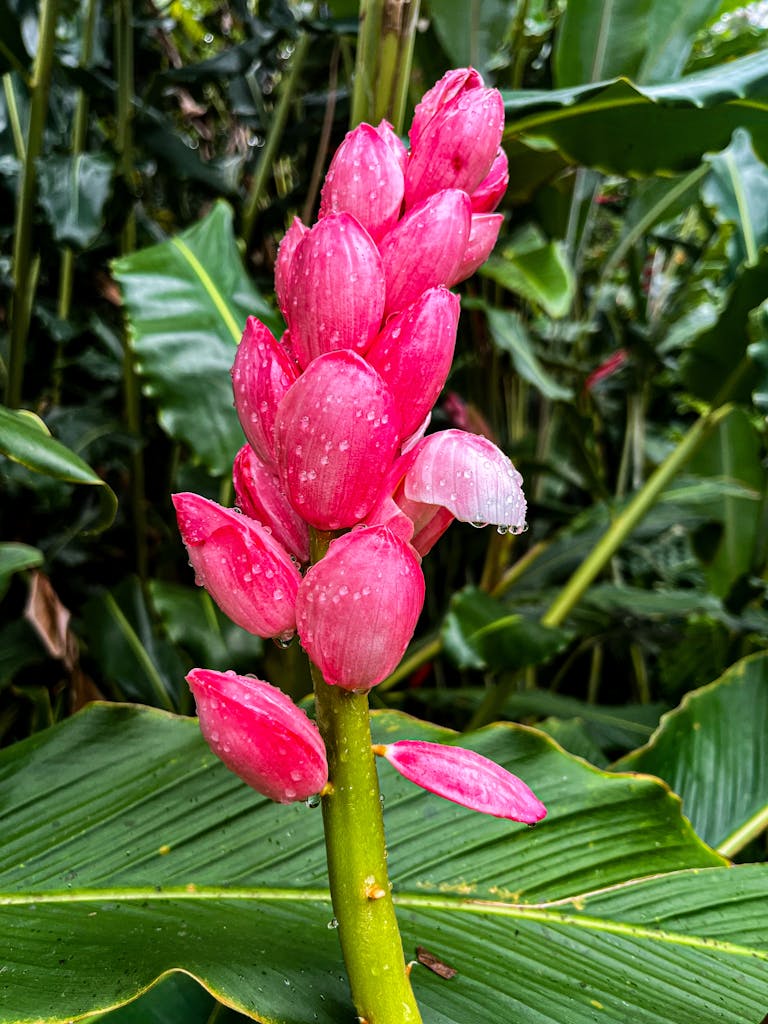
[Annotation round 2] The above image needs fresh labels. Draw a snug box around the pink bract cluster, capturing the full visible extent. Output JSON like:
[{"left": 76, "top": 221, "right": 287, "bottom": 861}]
[{"left": 174, "top": 69, "right": 545, "bottom": 825}]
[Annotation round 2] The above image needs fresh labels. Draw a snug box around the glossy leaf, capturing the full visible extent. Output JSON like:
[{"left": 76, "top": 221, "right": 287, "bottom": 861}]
[
  {"left": 113, "top": 202, "right": 280, "bottom": 475},
  {"left": 3, "top": 704, "right": 767, "bottom": 1024},
  {"left": 481, "top": 232, "right": 575, "bottom": 318},
  {"left": 504, "top": 51, "right": 768, "bottom": 175},
  {"left": 0, "top": 543, "right": 43, "bottom": 600},
  {"left": 0, "top": 406, "right": 117, "bottom": 531},
  {"left": 426, "top": 0, "right": 510, "bottom": 78},
  {"left": 615, "top": 651, "right": 768, "bottom": 854},
  {"left": 484, "top": 306, "right": 573, "bottom": 400},
  {"left": 703, "top": 128, "right": 768, "bottom": 268},
  {"left": 37, "top": 153, "right": 114, "bottom": 248}
]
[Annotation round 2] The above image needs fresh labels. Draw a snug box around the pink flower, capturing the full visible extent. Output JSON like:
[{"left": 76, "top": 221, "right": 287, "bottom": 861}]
[
  {"left": 173, "top": 492, "right": 301, "bottom": 640},
  {"left": 187, "top": 668, "right": 328, "bottom": 802},
  {"left": 374, "top": 740, "right": 547, "bottom": 822},
  {"left": 448, "top": 213, "right": 504, "bottom": 287},
  {"left": 585, "top": 349, "right": 628, "bottom": 391},
  {"left": 285, "top": 213, "right": 385, "bottom": 368},
  {"left": 366, "top": 286, "right": 460, "bottom": 439},
  {"left": 296, "top": 526, "right": 425, "bottom": 691},
  {"left": 274, "top": 350, "right": 400, "bottom": 530},
  {"left": 274, "top": 217, "right": 308, "bottom": 319},
  {"left": 375, "top": 120, "right": 408, "bottom": 176},
  {"left": 471, "top": 148, "right": 509, "bottom": 213},
  {"left": 379, "top": 189, "right": 471, "bottom": 315},
  {"left": 405, "top": 69, "right": 504, "bottom": 208},
  {"left": 233, "top": 444, "right": 309, "bottom": 564},
  {"left": 231, "top": 317, "right": 298, "bottom": 466},
  {"left": 319, "top": 123, "right": 405, "bottom": 243}
]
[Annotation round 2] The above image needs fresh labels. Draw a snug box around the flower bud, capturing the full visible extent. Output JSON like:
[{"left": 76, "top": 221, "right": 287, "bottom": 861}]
[
  {"left": 375, "top": 740, "right": 547, "bottom": 823},
  {"left": 173, "top": 492, "right": 301, "bottom": 640},
  {"left": 233, "top": 445, "right": 309, "bottom": 564},
  {"left": 448, "top": 213, "right": 504, "bottom": 287},
  {"left": 187, "top": 668, "right": 328, "bottom": 803},
  {"left": 409, "top": 68, "right": 484, "bottom": 151},
  {"left": 319, "top": 123, "right": 405, "bottom": 243},
  {"left": 231, "top": 317, "right": 298, "bottom": 466},
  {"left": 275, "top": 217, "right": 308, "bottom": 319},
  {"left": 366, "top": 286, "right": 460, "bottom": 439},
  {"left": 375, "top": 120, "right": 408, "bottom": 176},
  {"left": 379, "top": 189, "right": 471, "bottom": 316},
  {"left": 285, "top": 213, "right": 386, "bottom": 368},
  {"left": 274, "top": 350, "right": 400, "bottom": 530},
  {"left": 296, "top": 526, "right": 425, "bottom": 691}
]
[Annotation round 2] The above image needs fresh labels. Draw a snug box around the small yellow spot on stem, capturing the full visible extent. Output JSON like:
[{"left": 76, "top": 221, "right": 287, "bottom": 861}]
[
  {"left": 319, "top": 781, "right": 335, "bottom": 798},
  {"left": 371, "top": 744, "right": 387, "bottom": 756},
  {"left": 158, "top": 844, "right": 171, "bottom": 856}
]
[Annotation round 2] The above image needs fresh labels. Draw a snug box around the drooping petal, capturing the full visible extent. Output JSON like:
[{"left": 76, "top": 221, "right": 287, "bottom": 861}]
[
  {"left": 187, "top": 668, "right": 328, "bottom": 803},
  {"left": 379, "top": 189, "right": 471, "bottom": 316},
  {"left": 233, "top": 445, "right": 309, "bottom": 564},
  {"left": 403, "top": 429, "right": 526, "bottom": 533},
  {"left": 375, "top": 740, "right": 547, "bottom": 823},
  {"left": 448, "top": 213, "right": 504, "bottom": 287},
  {"left": 274, "top": 217, "right": 308, "bottom": 319},
  {"left": 367, "top": 286, "right": 460, "bottom": 439},
  {"left": 231, "top": 317, "right": 299, "bottom": 465},
  {"left": 173, "top": 492, "right": 301, "bottom": 640},
  {"left": 296, "top": 526, "right": 425, "bottom": 691},
  {"left": 319, "top": 123, "right": 405, "bottom": 243},
  {"left": 405, "top": 79, "right": 504, "bottom": 208},
  {"left": 285, "top": 213, "right": 386, "bottom": 368},
  {"left": 274, "top": 350, "right": 400, "bottom": 530},
  {"left": 409, "top": 68, "right": 484, "bottom": 151},
  {"left": 470, "top": 148, "right": 509, "bottom": 213}
]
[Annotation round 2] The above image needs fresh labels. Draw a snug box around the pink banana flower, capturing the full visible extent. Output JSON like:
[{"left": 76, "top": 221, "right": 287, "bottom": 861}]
[
  {"left": 375, "top": 740, "right": 547, "bottom": 823},
  {"left": 173, "top": 492, "right": 301, "bottom": 641},
  {"left": 233, "top": 444, "right": 309, "bottom": 564},
  {"left": 187, "top": 668, "right": 328, "bottom": 802},
  {"left": 296, "top": 526, "right": 425, "bottom": 691}
]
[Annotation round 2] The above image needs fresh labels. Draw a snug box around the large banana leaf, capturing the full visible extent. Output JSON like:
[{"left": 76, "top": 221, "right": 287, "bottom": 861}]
[
  {"left": 112, "top": 202, "right": 281, "bottom": 476},
  {"left": 615, "top": 651, "right": 768, "bottom": 856},
  {"left": 2, "top": 703, "right": 766, "bottom": 1024},
  {"left": 504, "top": 51, "right": 768, "bottom": 175}
]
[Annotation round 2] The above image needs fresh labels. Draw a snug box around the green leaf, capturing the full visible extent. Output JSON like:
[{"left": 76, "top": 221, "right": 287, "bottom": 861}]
[
  {"left": 4, "top": 704, "right": 768, "bottom": 1024},
  {"left": 747, "top": 304, "right": 768, "bottom": 414},
  {"left": 442, "top": 587, "right": 572, "bottom": 671},
  {"left": 485, "top": 307, "right": 573, "bottom": 400},
  {"left": 0, "top": 405, "right": 117, "bottom": 531},
  {"left": 615, "top": 651, "right": 768, "bottom": 855},
  {"left": 88, "top": 973, "right": 234, "bottom": 1024},
  {"left": 703, "top": 128, "right": 768, "bottom": 268},
  {"left": 36, "top": 153, "right": 114, "bottom": 249},
  {"left": 504, "top": 51, "right": 768, "bottom": 175},
  {"left": 112, "top": 201, "right": 280, "bottom": 475},
  {"left": 425, "top": 0, "right": 509, "bottom": 78},
  {"left": 685, "top": 407, "right": 765, "bottom": 595},
  {"left": 481, "top": 231, "right": 575, "bottom": 318},
  {"left": 554, "top": 0, "right": 721, "bottom": 86},
  {"left": 0, "top": 543, "right": 43, "bottom": 600}
]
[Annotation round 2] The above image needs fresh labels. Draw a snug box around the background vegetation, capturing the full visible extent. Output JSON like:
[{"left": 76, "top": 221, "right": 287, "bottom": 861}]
[{"left": 1, "top": 1, "right": 767, "bottom": 1022}]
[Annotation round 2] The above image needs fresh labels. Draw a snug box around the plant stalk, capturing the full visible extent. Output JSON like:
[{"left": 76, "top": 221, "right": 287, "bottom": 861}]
[
  {"left": 6, "top": 0, "right": 60, "bottom": 408},
  {"left": 351, "top": 0, "right": 421, "bottom": 132},
  {"left": 309, "top": 529, "right": 422, "bottom": 1024}
]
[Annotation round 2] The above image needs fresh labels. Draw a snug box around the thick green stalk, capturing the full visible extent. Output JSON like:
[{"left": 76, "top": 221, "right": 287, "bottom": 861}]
[
  {"left": 6, "top": 0, "right": 60, "bottom": 408},
  {"left": 309, "top": 529, "right": 422, "bottom": 1024},
  {"left": 351, "top": 0, "right": 421, "bottom": 132},
  {"left": 541, "top": 402, "right": 734, "bottom": 629}
]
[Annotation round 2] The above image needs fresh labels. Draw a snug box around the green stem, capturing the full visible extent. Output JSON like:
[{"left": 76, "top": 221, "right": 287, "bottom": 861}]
[
  {"left": 241, "top": 25, "right": 314, "bottom": 248},
  {"left": 6, "top": 0, "right": 60, "bottom": 408},
  {"left": 309, "top": 529, "right": 422, "bottom": 1024},
  {"left": 351, "top": 0, "right": 421, "bottom": 132},
  {"left": 542, "top": 401, "right": 735, "bottom": 629}
]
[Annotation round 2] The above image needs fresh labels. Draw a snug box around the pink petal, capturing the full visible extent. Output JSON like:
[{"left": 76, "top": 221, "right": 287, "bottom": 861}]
[
  {"left": 285, "top": 213, "right": 386, "bottom": 368},
  {"left": 377, "top": 740, "right": 547, "bottom": 822},
  {"left": 319, "top": 123, "right": 405, "bottom": 243},
  {"left": 187, "top": 668, "right": 328, "bottom": 803},
  {"left": 296, "top": 526, "right": 425, "bottom": 691},
  {"left": 367, "top": 286, "right": 460, "bottom": 439},
  {"left": 231, "top": 317, "right": 299, "bottom": 465},
  {"left": 405, "top": 84, "right": 504, "bottom": 208},
  {"left": 448, "top": 213, "right": 504, "bottom": 287},
  {"left": 375, "top": 119, "right": 408, "bottom": 176},
  {"left": 173, "top": 492, "right": 301, "bottom": 640},
  {"left": 403, "top": 430, "right": 527, "bottom": 533},
  {"left": 379, "top": 189, "right": 471, "bottom": 316},
  {"left": 274, "top": 350, "right": 400, "bottom": 530},
  {"left": 409, "top": 68, "right": 485, "bottom": 151},
  {"left": 274, "top": 217, "right": 308, "bottom": 320},
  {"left": 233, "top": 445, "right": 309, "bottom": 564},
  {"left": 471, "top": 148, "right": 509, "bottom": 213}
]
